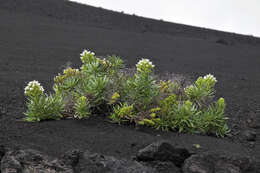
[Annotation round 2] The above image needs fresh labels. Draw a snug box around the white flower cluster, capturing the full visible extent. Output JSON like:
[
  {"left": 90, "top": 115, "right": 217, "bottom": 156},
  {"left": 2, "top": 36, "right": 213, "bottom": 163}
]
[
  {"left": 24, "top": 80, "right": 44, "bottom": 95},
  {"left": 204, "top": 74, "right": 217, "bottom": 83},
  {"left": 80, "top": 49, "right": 95, "bottom": 58},
  {"left": 136, "top": 58, "right": 155, "bottom": 72}
]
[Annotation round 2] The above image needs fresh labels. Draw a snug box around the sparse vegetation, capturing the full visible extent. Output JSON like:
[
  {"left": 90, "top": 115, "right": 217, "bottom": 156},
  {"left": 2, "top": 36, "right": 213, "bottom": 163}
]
[{"left": 24, "top": 49, "right": 229, "bottom": 137}]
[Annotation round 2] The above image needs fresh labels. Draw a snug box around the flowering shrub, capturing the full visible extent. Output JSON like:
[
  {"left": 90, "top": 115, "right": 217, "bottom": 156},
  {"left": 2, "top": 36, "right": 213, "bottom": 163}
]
[
  {"left": 24, "top": 81, "right": 64, "bottom": 122},
  {"left": 23, "top": 49, "right": 229, "bottom": 137},
  {"left": 125, "top": 58, "right": 159, "bottom": 110}
]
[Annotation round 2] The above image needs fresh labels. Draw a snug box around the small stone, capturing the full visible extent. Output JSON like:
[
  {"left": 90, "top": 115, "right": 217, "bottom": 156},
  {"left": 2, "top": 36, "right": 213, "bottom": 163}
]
[
  {"left": 144, "top": 161, "right": 181, "bottom": 173},
  {"left": 76, "top": 150, "right": 155, "bottom": 173},
  {"left": 192, "top": 144, "right": 201, "bottom": 149},
  {"left": 1, "top": 149, "right": 74, "bottom": 173},
  {"left": 131, "top": 142, "right": 137, "bottom": 147},
  {"left": 58, "top": 149, "right": 80, "bottom": 167},
  {"left": 242, "top": 130, "right": 256, "bottom": 141},
  {"left": 246, "top": 112, "right": 260, "bottom": 129},
  {"left": 248, "top": 142, "right": 255, "bottom": 148},
  {"left": 136, "top": 140, "right": 190, "bottom": 167},
  {"left": 182, "top": 152, "right": 256, "bottom": 173}
]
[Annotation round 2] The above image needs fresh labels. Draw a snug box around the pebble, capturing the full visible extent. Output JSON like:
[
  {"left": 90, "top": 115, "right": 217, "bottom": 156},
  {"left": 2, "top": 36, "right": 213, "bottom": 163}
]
[{"left": 242, "top": 130, "right": 256, "bottom": 141}]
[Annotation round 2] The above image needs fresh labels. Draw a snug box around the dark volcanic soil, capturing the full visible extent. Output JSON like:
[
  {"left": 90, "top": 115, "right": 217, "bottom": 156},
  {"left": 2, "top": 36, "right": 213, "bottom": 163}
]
[{"left": 0, "top": 0, "right": 260, "bottom": 166}]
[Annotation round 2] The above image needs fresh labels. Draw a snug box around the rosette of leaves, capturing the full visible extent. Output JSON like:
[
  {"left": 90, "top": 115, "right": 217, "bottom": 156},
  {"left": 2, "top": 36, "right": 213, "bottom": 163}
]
[
  {"left": 53, "top": 67, "right": 81, "bottom": 96},
  {"left": 196, "top": 98, "right": 229, "bottom": 137},
  {"left": 184, "top": 74, "right": 217, "bottom": 108},
  {"left": 109, "top": 103, "right": 135, "bottom": 124},
  {"left": 74, "top": 96, "right": 91, "bottom": 119},
  {"left": 80, "top": 50, "right": 111, "bottom": 77},
  {"left": 80, "top": 75, "right": 109, "bottom": 106},
  {"left": 156, "top": 95, "right": 199, "bottom": 132},
  {"left": 24, "top": 94, "right": 64, "bottom": 122},
  {"left": 156, "top": 94, "right": 178, "bottom": 130},
  {"left": 53, "top": 67, "right": 81, "bottom": 114},
  {"left": 170, "top": 100, "right": 200, "bottom": 133}
]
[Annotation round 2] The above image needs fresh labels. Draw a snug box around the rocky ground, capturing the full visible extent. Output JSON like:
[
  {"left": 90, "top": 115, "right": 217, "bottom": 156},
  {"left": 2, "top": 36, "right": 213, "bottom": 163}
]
[
  {"left": 1, "top": 141, "right": 259, "bottom": 172},
  {"left": 0, "top": 0, "right": 260, "bottom": 172}
]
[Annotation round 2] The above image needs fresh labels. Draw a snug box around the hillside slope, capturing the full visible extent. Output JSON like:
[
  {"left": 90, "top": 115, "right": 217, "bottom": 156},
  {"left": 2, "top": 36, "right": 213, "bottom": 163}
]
[{"left": 0, "top": 0, "right": 259, "bottom": 45}]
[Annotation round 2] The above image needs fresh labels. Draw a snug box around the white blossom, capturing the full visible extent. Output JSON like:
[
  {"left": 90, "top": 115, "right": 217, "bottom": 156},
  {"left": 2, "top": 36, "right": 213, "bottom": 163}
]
[
  {"left": 24, "top": 80, "right": 44, "bottom": 95},
  {"left": 136, "top": 58, "right": 155, "bottom": 72},
  {"left": 203, "top": 74, "right": 217, "bottom": 82},
  {"left": 80, "top": 49, "right": 95, "bottom": 58}
]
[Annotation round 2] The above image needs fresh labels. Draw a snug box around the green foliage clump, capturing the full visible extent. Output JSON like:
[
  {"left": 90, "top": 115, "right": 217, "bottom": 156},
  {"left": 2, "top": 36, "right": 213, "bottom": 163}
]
[
  {"left": 169, "top": 100, "right": 199, "bottom": 133},
  {"left": 184, "top": 74, "right": 217, "bottom": 107},
  {"left": 24, "top": 49, "right": 229, "bottom": 137},
  {"left": 24, "top": 94, "right": 64, "bottom": 122},
  {"left": 124, "top": 59, "right": 159, "bottom": 110},
  {"left": 109, "top": 103, "right": 135, "bottom": 123},
  {"left": 74, "top": 96, "right": 91, "bottom": 119},
  {"left": 196, "top": 98, "right": 229, "bottom": 137},
  {"left": 24, "top": 80, "right": 64, "bottom": 122}
]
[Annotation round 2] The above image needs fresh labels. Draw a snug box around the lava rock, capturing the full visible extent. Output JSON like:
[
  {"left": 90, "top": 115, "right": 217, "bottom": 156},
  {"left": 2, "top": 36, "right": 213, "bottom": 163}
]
[
  {"left": 136, "top": 140, "right": 190, "bottom": 167},
  {"left": 142, "top": 161, "right": 181, "bottom": 173},
  {"left": 58, "top": 149, "right": 81, "bottom": 167},
  {"left": 242, "top": 130, "right": 256, "bottom": 141},
  {"left": 247, "top": 112, "right": 260, "bottom": 129},
  {"left": 75, "top": 150, "right": 155, "bottom": 173},
  {"left": 182, "top": 152, "right": 257, "bottom": 173},
  {"left": 216, "top": 38, "right": 230, "bottom": 45},
  {"left": 0, "top": 145, "right": 6, "bottom": 159},
  {"left": 0, "top": 145, "right": 6, "bottom": 171},
  {"left": 1, "top": 149, "right": 74, "bottom": 173}
]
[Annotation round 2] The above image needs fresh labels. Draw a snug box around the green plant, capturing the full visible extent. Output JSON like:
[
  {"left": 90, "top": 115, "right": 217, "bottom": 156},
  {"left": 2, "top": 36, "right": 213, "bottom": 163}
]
[
  {"left": 81, "top": 75, "right": 109, "bottom": 105},
  {"left": 80, "top": 50, "right": 103, "bottom": 76},
  {"left": 138, "top": 107, "right": 161, "bottom": 127},
  {"left": 74, "top": 96, "right": 91, "bottom": 119},
  {"left": 154, "top": 94, "right": 177, "bottom": 130},
  {"left": 170, "top": 100, "right": 199, "bottom": 133},
  {"left": 24, "top": 49, "right": 229, "bottom": 137},
  {"left": 109, "top": 92, "right": 120, "bottom": 104},
  {"left": 24, "top": 93, "right": 64, "bottom": 122},
  {"left": 24, "top": 80, "right": 64, "bottom": 122},
  {"left": 196, "top": 98, "right": 229, "bottom": 137},
  {"left": 184, "top": 74, "right": 217, "bottom": 107},
  {"left": 106, "top": 55, "right": 124, "bottom": 76},
  {"left": 160, "top": 94, "right": 177, "bottom": 115},
  {"left": 53, "top": 67, "right": 80, "bottom": 99},
  {"left": 125, "top": 59, "right": 159, "bottom": 110},
  {"left": 109, "top": 103, "right": 135, "bottom": 123}
]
